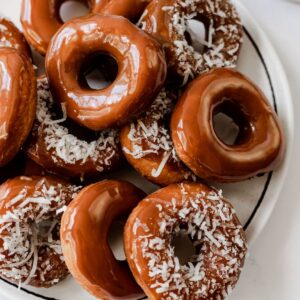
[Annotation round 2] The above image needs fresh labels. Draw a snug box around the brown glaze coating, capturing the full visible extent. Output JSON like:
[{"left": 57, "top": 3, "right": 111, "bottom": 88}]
[
  {"left": 93, "top": 0, "right": 151, "bottom": 21},
  {"left": 171, "top": 68, "right": 285, "bottom": 182},
  {"left": 0, "top": 18, "right": 31, "bottom": 57},
  {"left": 21, "top": 0, "right": 151, "bottom": 55},
  {"left": 25, "top": 76, "right": 123, "bottom": 179},
  {"left": 120, "top": 89, "right": 197, "bottom": 186},
  {"left": 124, "top": 182, "right": 248, "bottom": 299},
  {"left": 0, "top": 48, "right": 36, "bottom": 167},
  {"left": 139, "top": 0, "right": 243, "bottom": 83},
  {"left": 0, "top": 176, "right": 79, "bottom": 287},
  {"left": 60, "top": 180, "right": 146, "bottom": 300},
  {"left": 46, "top": 14, "right": 167, "bottom": 131}
]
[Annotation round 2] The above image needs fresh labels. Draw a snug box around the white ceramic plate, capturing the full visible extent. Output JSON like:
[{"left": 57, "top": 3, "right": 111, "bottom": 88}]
[{"left": 0, "top": 0, "right": 294, "bottom": 299}]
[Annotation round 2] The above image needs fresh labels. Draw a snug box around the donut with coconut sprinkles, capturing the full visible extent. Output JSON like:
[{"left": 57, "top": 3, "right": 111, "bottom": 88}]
[
  {"left": 0, "top": 176, "right": 80, "bottom": 288},
  {"left": 0, "top": 18, "right": 31, "bottom": 57},
  {"left": 124, "top": 182, "right": 248, "bottom": 299},
  {"left": 25, "top": 76, "right": 122, "bottom": 179},
  {"left": 120, "top": 88, "right": 197, "bottom": 186},
  {"left": 139, "top": 0, "right": 243, "bottom": 84}
]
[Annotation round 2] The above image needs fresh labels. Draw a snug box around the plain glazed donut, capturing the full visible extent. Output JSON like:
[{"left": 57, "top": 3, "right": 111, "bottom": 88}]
[
  {"left": 21, "top": 0, "right": 152, "bottom": 55},
  {"left": 139, "top": 0, "right": 243, "bottom": 83},
  {"left": 0, "top": 48, "right": 36, "bottom": 167},
  {"left": 60, "top": 180, "right": 146, "bottom": 300},
  {"left": 0, "top": 18, "right": 31, "bottom": 57},
  {"left": 125, "top": 182, "right": 248, "bottom": 299},
  {"left": 0, "top": 176, "right": 79, "bottom": 287},
  {"left": 120, "top": 89, "right": 196, "bottom": 186},
  {"left": 171, "top": 68, "right": 285, "bottom": 182},
  {"left": 46, "top": 14, "right": 167, "bottom": 131},
  {"left": 24, "top": 76, "right": 122, "bottom": 179}
]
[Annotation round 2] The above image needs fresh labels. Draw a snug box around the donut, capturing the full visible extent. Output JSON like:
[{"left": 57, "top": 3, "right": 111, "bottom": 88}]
[
  {"left": 21, "top": 0, "right": 152, "bottom": 55},
  {"left": 120, "top": 89, "right": 196, "bottom": 186},
  {"left": 139, "top": 0, "right": 243, "bottom": 84},
  {"left": 24, "top": 75, "right": 122, "bottom": 179},
  {"left": 93, "top": 0, "right": 152, "bottom": 22},
  {"left": 171, "top": 68, "right": 285, "bottom": 182},
  {"left": 0, "top": 176, "right": 79, "bottom": 287},
  {"left": 0, "top": 18, "right": 31, "bottom": 57},
  {"left": 60, "top": 180, "right": 146, "bottom": 300},
  {"left": 0, "top": 48, "right": 36, "bottom": 167},
  {"left": 124, "top": 182, "right": 248, "bottom": 299},
  {"left": 46, "top": 14, "right": 167, "bottom": 131}
]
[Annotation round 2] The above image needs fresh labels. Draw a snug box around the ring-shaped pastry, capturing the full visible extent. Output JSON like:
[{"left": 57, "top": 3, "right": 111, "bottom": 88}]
[
  {"left": 125, "top": 182, "right": 248, "bottom": 299},
  {"left": 171, "top": 68, "right": 285, "bottom": 182},
  {"left": 46, "top": 14, "right": 167, "bottom": 131},
  {"left": 61, "top": 180, "right": 146, "bottom": 299},
  {"left": 0, "top": 176, "right": 79, "bottom": 287}
]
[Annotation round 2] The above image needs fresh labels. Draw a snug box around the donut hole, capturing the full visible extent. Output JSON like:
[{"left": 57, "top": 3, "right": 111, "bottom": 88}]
[
  {"left": 59, "top": 1, "right": 90, "bottom": 23},
  {"left": 34, "top": 219, "right": 59, "bottom": 241},
  {"left": 108, "top": 220, "right": 126, "bottom": 261},
  {"left": 171, "top": 230, "right": 197, "bottom": 265},
  {"left": 212, "top": 99, "right": 252, "bottom": 146},
  {"left": 79, "top": 53, "right": 118, "bottom": 90},
  {"left": 185, "top": 16, "right": 211, "bottom": 54}
]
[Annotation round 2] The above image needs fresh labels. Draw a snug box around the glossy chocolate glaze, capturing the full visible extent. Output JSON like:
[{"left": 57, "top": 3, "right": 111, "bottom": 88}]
[
  {"left": 0, "top": 176, "right": 77, "bottom": 287},
  {"left": 25, "top": 75, "right": 123, "bottom": 179},
  {"left": 0, "top": 48, "right": 36, "bottom": 167},
  {"left": 0, "top": 18, "right": 31, "bottom": 57},
  {"left": 93, "top": 0, "right": 151, "bottom": 21},
  {"left": 124, "top": 182, "right": 247, "bottom": 299},
  {"left": 139, "top": 0, "right": 243, "bottom": 82},
  {"left": 46, "top": 14, "right": 167, "bottom": 131},
  {"left": 171, "top": 68, "right": 285, "bottom": 182},
  {"left": 60, "top": 180, "right": 146, "bottom": 299},
  {"left": 120, "top": 89, "right": 197, "bottom": 186},
  {"left": 21, "top": 0, "right": 151, "bottom": 55}
]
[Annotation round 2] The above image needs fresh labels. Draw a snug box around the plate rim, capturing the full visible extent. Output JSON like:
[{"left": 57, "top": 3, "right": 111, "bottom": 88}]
[{"left": 0, "top": 0, "right": 295, "bottom": 299}]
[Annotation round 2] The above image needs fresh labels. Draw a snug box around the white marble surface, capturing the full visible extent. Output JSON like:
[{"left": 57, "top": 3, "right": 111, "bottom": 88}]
[{"left": 1, "top": 0, "right": 300, "bottom": 299}]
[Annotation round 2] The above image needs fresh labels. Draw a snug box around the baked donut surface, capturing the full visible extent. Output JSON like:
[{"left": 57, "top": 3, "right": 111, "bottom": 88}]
[
  {"left": 46, "top": 14, "right": 167, "bottom": 131},
  {"left": 0, "top": 48, "right": 36, "bottom": 167},
  {"left": 24, "top": 76, "right": 122, "bottom": 179},
  {"left": 0, "top": 176, "right": 79, "bottom": 287},
  {"left": 60, "top": 180, "right": 146, "bottom": 300},
  {"left": 0, "top": 18, "right": 31, "bottom": 57},
  {"left": 139, "top": 0, "right": 243, "bottom": 83},
  {"left": 120, "top": 89, "right": 196, "bottom": 186},
  {"left": 124, "top": 182, "right": 248, "bottom": 300},
  {"left": 171, "top": 68, "right": 285, "bottom": 182}
]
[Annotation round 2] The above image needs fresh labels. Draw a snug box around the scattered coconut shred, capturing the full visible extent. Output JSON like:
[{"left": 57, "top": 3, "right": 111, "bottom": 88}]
[
  {"left": 131, "top": 184, "right": 248, "bottom": 299},
  {"left": 34, "top": 77, "right": 120, "bottom": 172},
  {"left": 0, "top": 178, "right": 80, "bottom": 287},
  {"left": 139, "top": 0, "right": 243, "bottom": 85},
  {"left": 123, "top": 90, "right": 196, "bottom": 179}
]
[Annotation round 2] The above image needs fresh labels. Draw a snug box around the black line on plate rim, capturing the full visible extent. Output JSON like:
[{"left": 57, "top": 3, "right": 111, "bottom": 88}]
[
  {"left": 243, "top": 26, "right": 277, "bottom": 113},
  {"left": 0, "top": 26, "right": 277, "bottom": 300}
]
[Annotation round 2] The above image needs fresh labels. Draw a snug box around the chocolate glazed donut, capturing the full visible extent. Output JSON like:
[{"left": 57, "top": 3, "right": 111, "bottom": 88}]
[
  {"left": 60, "top": 180, "right": 146, "bottom": 300},
  {"left": 21, "top": 0, "right": 152, "bottom": 55},
  {"left": 0, "top": 48, "right": 36, "bottom": 167},
  {"left": 171, "top": 68, "right": 285, "bottom": 182},
  {"left": 46, "top": 14, "right": 167, "bottom": 131}
]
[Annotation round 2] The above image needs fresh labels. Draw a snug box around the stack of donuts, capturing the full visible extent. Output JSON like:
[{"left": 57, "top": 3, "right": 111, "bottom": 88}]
[{"left": 0, "top": 0, "right": 285, "bottom": 299}]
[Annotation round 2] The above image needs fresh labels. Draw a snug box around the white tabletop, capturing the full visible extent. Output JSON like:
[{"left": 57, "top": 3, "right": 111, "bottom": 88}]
[
  {"left": 233, "top": 0, "right": 300, "bottom": 299},
  {"left": 2, "top": 0, "right": 300, "bottom": 299}
]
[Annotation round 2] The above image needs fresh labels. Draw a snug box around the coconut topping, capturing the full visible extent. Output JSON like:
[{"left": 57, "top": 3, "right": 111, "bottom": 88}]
[
  {"left": 129, "top": 183, "right": 247, "bottom": 299},
  {"left": 123, "top": 89, "right": 196, "bottom": 180},
  {"left": 140, "top": 0, "right": 243, "bottom": 84},
  {"left": 0, "top": 177, "right": 80, "bottom": 287},
  {"left": 28, "top": 77, "right": 121, "bottom": 174}
]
